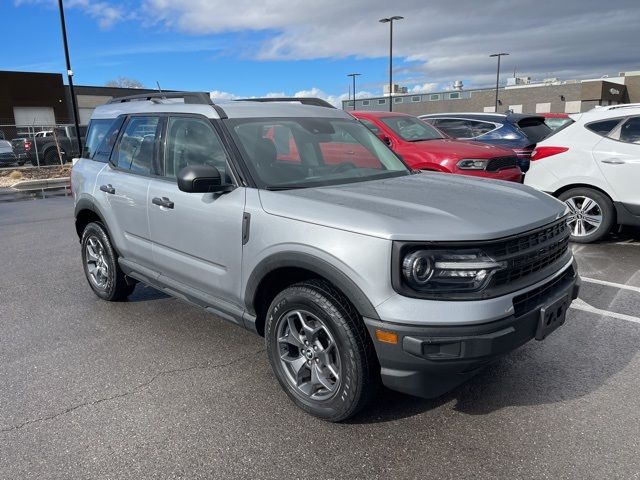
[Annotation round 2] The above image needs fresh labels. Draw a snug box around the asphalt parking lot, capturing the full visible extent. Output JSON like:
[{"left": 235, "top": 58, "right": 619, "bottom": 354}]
[{"left": 1, "top": 195, "right": 640, "bottom": 479}]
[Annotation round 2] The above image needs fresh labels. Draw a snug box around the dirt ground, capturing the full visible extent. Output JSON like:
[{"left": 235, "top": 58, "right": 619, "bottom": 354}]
[{"left": 0, "top": 165, "right": 71, "bottom": 188}]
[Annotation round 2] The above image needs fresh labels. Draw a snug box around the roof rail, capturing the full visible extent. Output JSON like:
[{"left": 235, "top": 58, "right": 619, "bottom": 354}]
[
  {"left": 236, "top": 97, "right": 336, "bottom": 109},
  {"left": 107, "top": 91, "right": 228, "bottom": 118},
  {"left": 596, "top": 103, "right": 640, "bottom": 111}
]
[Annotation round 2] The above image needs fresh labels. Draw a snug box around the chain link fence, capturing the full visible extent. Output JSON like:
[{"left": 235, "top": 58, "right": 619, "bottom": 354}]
[{"left": 0, "top": 123, "right": 85, "bottom": 168}]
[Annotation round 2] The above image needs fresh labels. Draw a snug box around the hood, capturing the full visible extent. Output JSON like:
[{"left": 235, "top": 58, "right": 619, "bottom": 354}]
[
  {"left": 407, "top": 138, "right": 514, "bottom": 159},
  {"left": 259, "top": 173, "right": 566, "bottom": 241}
]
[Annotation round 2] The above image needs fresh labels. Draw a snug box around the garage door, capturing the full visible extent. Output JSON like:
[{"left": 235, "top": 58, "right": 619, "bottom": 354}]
[{"left": 13, "top": 107, "right": 56, "bottom": 126}]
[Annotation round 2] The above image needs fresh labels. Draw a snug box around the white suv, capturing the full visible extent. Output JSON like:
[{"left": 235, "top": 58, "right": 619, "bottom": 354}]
[{"left": 525, "top": 104, "right": 640, "bottom": 243}]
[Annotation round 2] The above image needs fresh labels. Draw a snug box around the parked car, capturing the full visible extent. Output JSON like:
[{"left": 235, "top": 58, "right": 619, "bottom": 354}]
[
  {"left": 525, "top": 104, "right": 640, "bottom": 243},
  {"left": 73, "top": 92, "right": 579, "bottom": 421},
  {"left": 420, "top": 113, "right": 553, "bottom": 172},
  {"left": 540, "top": 113, "right": 573, "bottom": 130},
  {"left": 352, "top": 111, "right": 522, "bottom": 182},
  {"left": 0, "top": 139, "right": 23, "bottom": 166},
  {"left": 12, "top": 126, "right": 84, "bottom": 166}
]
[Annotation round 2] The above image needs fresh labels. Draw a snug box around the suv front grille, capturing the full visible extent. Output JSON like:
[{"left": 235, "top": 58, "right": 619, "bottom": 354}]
[
  {"left": 486, "top": 218, "right": 571, "bottom": 288},
  {"left": 486, "top": 156, "right": 518, "bottom": 171}
]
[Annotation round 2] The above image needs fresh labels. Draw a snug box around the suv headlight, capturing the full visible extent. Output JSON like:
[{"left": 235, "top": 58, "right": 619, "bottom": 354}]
[
  {"left": 398, "top": 249, "right": 506, "bottom": 295},
  {"left": 457, "top": 159, "right": 488, "bottom": 170}
]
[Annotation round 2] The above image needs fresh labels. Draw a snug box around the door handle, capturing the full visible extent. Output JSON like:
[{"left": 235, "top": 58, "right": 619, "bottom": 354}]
[
  {"left": 152, "top": 196, "right": 174, "bottom": 209},
  {"left": 601, "top": 158, "right": 627, "bottom": 165},
  {"left": 100, "top": 184, "right": 115, "bottom": 194}
]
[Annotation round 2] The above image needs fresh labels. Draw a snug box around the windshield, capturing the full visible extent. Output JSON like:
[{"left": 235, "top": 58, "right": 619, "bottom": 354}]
[
  {"left": 380, "top": 116, "right": 445, "bottom": 141},
  {"left": 227, "top": 117, "right": 410, "bottom": 189}
]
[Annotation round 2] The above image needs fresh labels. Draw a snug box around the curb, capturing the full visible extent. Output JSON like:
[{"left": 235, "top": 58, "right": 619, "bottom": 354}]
[{"left": 10, "top": 177, "right": 70, "bottom": 190}]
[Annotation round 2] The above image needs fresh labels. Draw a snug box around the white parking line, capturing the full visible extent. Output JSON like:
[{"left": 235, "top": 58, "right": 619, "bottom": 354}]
[
  {"left": 570, "top": 298, "right": 640, "bottom": 324},
  {"left": 581, "top": 277, "right": 640, "bottom": 293}
]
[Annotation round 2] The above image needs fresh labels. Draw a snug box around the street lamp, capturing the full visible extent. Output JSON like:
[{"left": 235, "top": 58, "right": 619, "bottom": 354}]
[
  {"left": 347, "top": 73, "right": 361, "bottom": 110},
  {"left": 57, "top": 0, "right": 82, "bottom": 155},
  {"left": 489, "top": 52, "right": 509, "bottom": 113},
  {"left": 380, "top": 16, "right": 403, "bottom": 112}
]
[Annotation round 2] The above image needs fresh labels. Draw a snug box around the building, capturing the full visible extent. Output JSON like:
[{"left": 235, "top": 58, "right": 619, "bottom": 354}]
[
  {"left": 0, "top": 70, "right": 163, "bottom": 139},
  {"left": 342, "top": 71, "right": 640, "bottom": 115}
]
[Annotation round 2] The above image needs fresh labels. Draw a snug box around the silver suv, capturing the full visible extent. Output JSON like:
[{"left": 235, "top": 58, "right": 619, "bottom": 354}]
[{"left": 72, "top": 92, "right": 580, "bottom": 421}]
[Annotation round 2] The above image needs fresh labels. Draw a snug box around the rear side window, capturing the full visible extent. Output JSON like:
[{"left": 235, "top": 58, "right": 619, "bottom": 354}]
[
  {"left": 431, "top": 119, "right": 473, "bottom": 138},
  {"left": 516, "top": 117, "right": 552, "bottom": 144},
  {"left": 610, "top": 117, "right": 640, "bottom": 144},
  {"left": 113, "top": 116, "right": 160, "bottom": 174},
  {"left": 83, "top": 119, "right": 115, "bottom": 159},
  {"left": 586, "top": 118, "right": 623, "bottom": 136}
]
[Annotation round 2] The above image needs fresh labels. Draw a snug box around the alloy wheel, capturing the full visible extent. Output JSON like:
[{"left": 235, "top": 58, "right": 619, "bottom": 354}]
[
  {"left": 85, "top": 236, "right": 110, "bottom": 289},
  {"left": 565, "top": 195, "right": 603, "bottom": 237},
  {"left": 276, "top": 309, "right": 342, "bottom": 401}
]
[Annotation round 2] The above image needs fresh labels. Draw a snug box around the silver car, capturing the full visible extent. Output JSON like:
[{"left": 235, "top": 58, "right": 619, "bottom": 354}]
[{"left": 72, "top": 92, "right": 580, "bottom": 421}]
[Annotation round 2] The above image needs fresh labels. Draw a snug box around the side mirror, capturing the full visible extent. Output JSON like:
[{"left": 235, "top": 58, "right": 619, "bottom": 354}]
[{"left": 177, "top": 165, "right": 234, "bottom": 193}]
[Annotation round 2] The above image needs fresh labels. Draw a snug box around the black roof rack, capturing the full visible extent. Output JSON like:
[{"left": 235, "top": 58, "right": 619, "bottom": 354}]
[
  {"left": 107, "top": 91, "right": 227, "bottom": 118},
  {"left": 235, "top": 97, "right": 336, "bottom": 109}
]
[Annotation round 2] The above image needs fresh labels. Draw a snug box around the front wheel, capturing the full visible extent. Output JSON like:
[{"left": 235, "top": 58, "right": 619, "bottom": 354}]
[
  {"left": 558, "top": 187, "right": 615, "bottom": 243},
  {"left": 265, "top": 280, "right": 379, "bottom": 422},
  {"left": 81, "top": 222, "right": 135, "bottom": 301}
]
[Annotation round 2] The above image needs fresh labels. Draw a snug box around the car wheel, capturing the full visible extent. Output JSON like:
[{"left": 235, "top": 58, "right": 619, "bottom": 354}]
[
  {"left": 265, "top": 280, "right": 379, "bottom": 422},
  {"left": 558, "top": 188, "right": 615, "bottom": 243},
  {"left": 81, "top": 222, "right": 135, "bottom": 301},
  {"left": 43, "top": 149, "right": 60, "bottom": 165}
]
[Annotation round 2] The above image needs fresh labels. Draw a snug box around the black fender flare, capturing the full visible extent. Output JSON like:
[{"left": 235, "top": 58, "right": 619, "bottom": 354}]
[
  {"left": 74, "top": 198, "right": 111, "bottom": 240},
  {"left": 244, "top": 251, "right": 380, "bottom": 320}
]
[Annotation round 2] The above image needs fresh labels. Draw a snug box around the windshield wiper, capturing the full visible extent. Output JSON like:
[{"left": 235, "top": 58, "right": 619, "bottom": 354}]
[
  {"left": 406, "top": 138, "right": 441, "bottom": 142},
  {"left": 264, "top": 185, "right": 306, "bottom": 191}
]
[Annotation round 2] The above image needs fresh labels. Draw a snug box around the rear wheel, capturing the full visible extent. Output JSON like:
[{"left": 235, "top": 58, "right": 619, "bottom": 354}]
[
  {"left": 265, "top": 280, "right": 379, "bottom": 422},
  {"left": 81, "top": 222, "right": 135, "bottom": 301},
  {"left": 43, "top": 149, "right": 63, "bottom": 165},
  {"left": 558, "top": 187, "right": 615, "bottom": 243}
]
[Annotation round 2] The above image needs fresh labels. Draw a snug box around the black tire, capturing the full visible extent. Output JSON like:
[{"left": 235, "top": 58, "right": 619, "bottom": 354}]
[
  {"left": 81, "top": 222, "right": 135, "bottom": 301},
  {"left": 265, "top": 279, "right": 379, "bottom": 422},
  {"left": 17, "top": 161, "right": 25, "bottom": 166},
  {"left": 558, "top": 187, "right": 615, "bottom": 243},
  {"left": 43, "top": 149, "right": 60, "bottom": 165}
]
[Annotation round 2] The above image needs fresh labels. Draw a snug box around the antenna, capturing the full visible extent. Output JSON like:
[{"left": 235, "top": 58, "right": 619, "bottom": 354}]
[{"left": 156, "top": 81, "right": 162, "bottom": 92}]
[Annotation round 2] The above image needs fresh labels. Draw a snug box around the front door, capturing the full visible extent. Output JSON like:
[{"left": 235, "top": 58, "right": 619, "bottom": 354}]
[
  {"left": 147, "top": 115, "right": 246, "bottom": 307},
  {"left": 594, "top": 116, "right": 640, "bottom": 211}
]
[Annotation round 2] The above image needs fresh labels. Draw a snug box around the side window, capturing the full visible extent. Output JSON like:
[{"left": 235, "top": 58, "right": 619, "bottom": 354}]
[
  {"left": 165, "top": 116, "right": 230, "bottom": 179},
  {"left": 113, "top": 116, "right": 160, "bottom": 174},
  {"left": 84, "top": 119, "right": 115, "bottom": 159},
  {"left": 93, "top": 117, "right": 125, "bottom": 163},
  {"left": 586, "top": 119, "right": 621, "bottom": 136},
  {"left": 359, "top": 118, "right": 383, "bottom": 136},
  {"left": 611, "top": 117, "right": 640, "bottom": 144},
  {"left": 466, "top": 120, "right": 496, "bottom": 137},
  {"left": 431, "top": 119, "right": 473, "bottom": 138}
]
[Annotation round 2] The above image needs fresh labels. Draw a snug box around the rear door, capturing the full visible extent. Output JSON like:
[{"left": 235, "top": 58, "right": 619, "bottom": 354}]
[
  {"left": 147, "top": 115, "right": 245, "bottom": 308},
  {"left": 593, "top": 116, "right": 640, "bottom": 209},
  {"left": 94, "top": 115, "right": 159, "bottom": 267}
]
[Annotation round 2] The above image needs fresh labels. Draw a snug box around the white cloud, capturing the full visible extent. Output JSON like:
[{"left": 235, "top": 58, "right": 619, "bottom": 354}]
[
  {"left": 209, "top": 90, "right": 241, "bottom": 101},
  {"left": 409, "top": 82, "right": 439, "bottom": 94},
  {"left": 209, "top": 87, "right": 373, "bottom": 108},
  {"left": 15, "top": 0, "right": 125, "bottom": 29}
]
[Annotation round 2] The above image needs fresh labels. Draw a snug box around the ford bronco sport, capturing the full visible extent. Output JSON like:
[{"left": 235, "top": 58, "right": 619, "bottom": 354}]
[{"left": 72, "top": 92, "right": 580, "bottom": 421}]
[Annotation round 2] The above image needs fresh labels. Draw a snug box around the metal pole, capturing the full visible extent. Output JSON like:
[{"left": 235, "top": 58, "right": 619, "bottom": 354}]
[
  {"left": 494, "top": 54, "right": 500, "bottom": 112},
  {"left": 57, "top": 0, "right": 82, "bottom": 157},
  {"left": 352, "top": 75, "right": 356, "bottom": 110},
  {"left": 389, "top": 19, "right": 393, "bottom": 112}
]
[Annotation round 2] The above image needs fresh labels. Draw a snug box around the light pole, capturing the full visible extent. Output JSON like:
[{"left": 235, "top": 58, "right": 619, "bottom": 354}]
[
  {"left": 347, "top": 73, "right": 361, "bottom": 110},
  {"left": 489, "top": 52, "right": 509, "bottom": 113},
  {"left": 379, "top": 16, "right": 403, "bottom": 112},
  {"left": 57, "top": 0, "right": 82, "bottom": 155}
]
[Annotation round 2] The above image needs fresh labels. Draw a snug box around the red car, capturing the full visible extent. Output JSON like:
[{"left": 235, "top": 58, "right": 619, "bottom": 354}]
[{"left": 351, "top": 111, "right": 523, "bottom": 182}]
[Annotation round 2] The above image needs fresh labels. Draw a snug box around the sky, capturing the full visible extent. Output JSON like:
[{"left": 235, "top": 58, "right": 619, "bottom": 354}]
[{"left": 3, "top": 0, "right": 640, "bottom": 106}]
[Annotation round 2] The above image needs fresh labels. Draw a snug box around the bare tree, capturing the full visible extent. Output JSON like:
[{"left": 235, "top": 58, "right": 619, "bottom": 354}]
[{"left": 105, "top": 76, "right": 145, "bottom": 89}]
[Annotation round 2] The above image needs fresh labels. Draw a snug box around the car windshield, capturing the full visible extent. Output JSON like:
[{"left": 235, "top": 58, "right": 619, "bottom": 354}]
[
  {"left": 227, "top": 117, "right": 410, "bottom": 189},
  {"left": 380, "top": 116, "right": 445, "bottom": 141}
]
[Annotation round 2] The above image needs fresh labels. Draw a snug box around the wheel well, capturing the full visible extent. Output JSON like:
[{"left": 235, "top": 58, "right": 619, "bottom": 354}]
[
  {"left": 252, "top": 267, "right": 344, "bottom": 336},
  {"left": 75, "top": 209, "right": 102, "bottom": 239},
  {"left": 553, "top": 183, "right": 613, "bottom": 201}
]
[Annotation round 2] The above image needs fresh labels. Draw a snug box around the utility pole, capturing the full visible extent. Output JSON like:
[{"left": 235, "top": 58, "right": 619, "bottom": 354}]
[
  {"left": 380, "top": 16, "right": 404, "bottom": 112},
  {"left": 57, "top": 0, "right": 82, "bottom": 156},
  {"left": 490, "top": 52, "right": 509, "bottom": 113},
  {"left": 347, "top": 73, "right": 361, "bottom": 110}
]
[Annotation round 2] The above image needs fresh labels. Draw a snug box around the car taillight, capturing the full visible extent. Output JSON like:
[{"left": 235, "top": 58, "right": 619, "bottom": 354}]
[
  {"left": 512, "top": 148, "right": 532, "bottom": 158},
  {"left": 531, "top": 146, "right": 569, "bottom": 161},
  {"left": 24, "top": 141, "right": 32, "bottom": 151}
]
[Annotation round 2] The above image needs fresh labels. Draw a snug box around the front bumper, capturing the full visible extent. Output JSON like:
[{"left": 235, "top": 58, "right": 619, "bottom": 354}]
[
  {"left": 457, "top": 167, "right": 523, "bottom": 183},
  {"left": 364, "top": 261, "right": 580, "bottom": 398}
]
